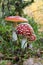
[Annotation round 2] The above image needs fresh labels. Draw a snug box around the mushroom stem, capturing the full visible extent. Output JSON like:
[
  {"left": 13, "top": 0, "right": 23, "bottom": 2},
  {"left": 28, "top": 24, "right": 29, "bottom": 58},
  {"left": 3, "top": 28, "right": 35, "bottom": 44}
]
[
  {"left": 12, "top": 31, "right": 17, "bottom": 41},
  {"left": 13, "top": 22, "right": 18, "bottom": 28},
  {"left": 21, "top": 38, "right": 27, "bottom": 49}
]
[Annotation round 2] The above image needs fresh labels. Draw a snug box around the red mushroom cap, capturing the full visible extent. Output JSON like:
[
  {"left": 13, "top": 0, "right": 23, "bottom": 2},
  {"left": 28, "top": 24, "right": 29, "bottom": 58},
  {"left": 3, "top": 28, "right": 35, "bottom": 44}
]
[
  {"left": 5, "top": 16, "right": 28, "bottom": 22},
  {"left": 16, "top": 23, "right": 36, "bottom": 41}
]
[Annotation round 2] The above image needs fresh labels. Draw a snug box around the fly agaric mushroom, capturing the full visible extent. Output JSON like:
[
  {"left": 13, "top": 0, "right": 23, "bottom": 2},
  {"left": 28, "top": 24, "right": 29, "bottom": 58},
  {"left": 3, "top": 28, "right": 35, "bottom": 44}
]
[
  {"left": 5, "top": 16, "right": 28, "bottom": 27},
  {"left": 16, "top": 23, "right": 36, "bottom": 48},
  {"left": 16, "top": 23, "right": 36, "bottom": 40},
  {"left": 5, "top": 16, "right": 28, "bottom": 41}
]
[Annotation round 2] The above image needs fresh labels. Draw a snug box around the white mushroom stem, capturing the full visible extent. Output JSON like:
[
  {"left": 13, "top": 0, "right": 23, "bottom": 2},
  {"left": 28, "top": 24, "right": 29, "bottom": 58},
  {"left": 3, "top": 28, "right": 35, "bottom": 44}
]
[
  {"left": 12, "top": 22, "right": 18, "bottom": 41},
  {"left": 12, "top": 31, "right": 17, "bottom": 41},
  {"left": 21, "top": 38, "right": 27, "bottom": 49},
  {"left": 21, "top": 38, "right": 33, "bottom": 49}
]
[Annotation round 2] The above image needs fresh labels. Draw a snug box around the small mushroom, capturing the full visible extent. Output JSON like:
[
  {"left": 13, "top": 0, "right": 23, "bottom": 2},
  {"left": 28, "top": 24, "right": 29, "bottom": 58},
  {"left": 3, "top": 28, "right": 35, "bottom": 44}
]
[
  {"left": 16, "top": 23, "right": 36, "bottom": 48},
  {"left": 28, "top": 34, "right": 36, "bottom": 41},
  {"left": 5, "top": 16, "right": 28, "bottom": 41}
]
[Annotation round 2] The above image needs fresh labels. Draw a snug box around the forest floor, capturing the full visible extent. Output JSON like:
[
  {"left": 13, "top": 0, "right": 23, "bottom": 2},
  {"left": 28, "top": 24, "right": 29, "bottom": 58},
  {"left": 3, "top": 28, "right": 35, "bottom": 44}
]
[
  {"left": 23, "top": 58, "right": 43, "bottom": 65},
  {"left": 0, "top": 58, "right": 43, "bottom": 65}
]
